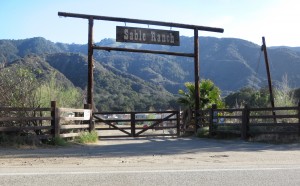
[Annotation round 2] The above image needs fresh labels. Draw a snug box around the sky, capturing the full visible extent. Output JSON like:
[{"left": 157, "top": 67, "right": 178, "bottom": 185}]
[{"left": 1, "top": 0, "right": 300, "bottom": 46}]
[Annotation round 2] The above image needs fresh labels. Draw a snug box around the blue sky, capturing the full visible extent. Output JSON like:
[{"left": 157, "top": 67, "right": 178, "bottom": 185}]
[{"left": 1, "top": 0, "right": 299, "bottom": 46}]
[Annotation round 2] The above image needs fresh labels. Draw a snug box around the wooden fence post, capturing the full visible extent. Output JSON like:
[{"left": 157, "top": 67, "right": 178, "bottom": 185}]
[
  {"left": 84, "top": 104, "right": 94, "bottom": 132},
  {"left": 55, "top": 108, "right": 60, "bottom": 138},
  {"left": 176, "top": 111, "right": 180, "bottom": 137},
  {"left": 241, "top": 104, "right": 249, "bottom": 140},
  {"left": 298, "top": 102, "right": 300, "bottom": 137},
  {"left": 209, "top": 104, "right": 217, "bottom": 137},
  {"left": 51, "top": 101, "right": 60, "bottom": 138},
  {"left": 51, "top": 101, "right": 56, "bottom": 137},
  {"left": 131, "top": 113, "right": 136, "bottom": 137}
]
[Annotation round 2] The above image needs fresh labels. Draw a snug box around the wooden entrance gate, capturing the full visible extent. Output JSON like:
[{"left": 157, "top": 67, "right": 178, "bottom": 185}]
[
  {"left": 93, "top": 111, "right": 180, "bottom": 138},
  {"left": 58, "top": 12, "right": 224, "bottom": 131}
]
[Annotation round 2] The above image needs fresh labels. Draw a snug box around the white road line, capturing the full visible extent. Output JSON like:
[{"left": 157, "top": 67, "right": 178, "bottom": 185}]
[{"left": 1, "top": 167, "right": 300, "bottom": 176}]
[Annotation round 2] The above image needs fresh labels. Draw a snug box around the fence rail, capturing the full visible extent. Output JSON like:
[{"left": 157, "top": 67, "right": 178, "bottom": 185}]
[
  {"left": 0, "top": 101, "right": 92, "bottom": 140},
  {"left": 205, "top": 103, "right": 300, "bottom": 140},
  {"left": 2, "top": 101, "right": 299, "bottom": 142}
]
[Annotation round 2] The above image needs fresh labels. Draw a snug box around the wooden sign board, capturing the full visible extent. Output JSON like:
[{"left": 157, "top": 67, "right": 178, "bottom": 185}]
[{"left": 116, "top": 26, "right": 180, "bottom": 46}]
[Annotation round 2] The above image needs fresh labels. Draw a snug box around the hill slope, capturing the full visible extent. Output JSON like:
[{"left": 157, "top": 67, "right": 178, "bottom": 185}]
[
  {"left": 1, "top": 36, "right": 300, "bottom": 110},
  {"left": 45, "top": 53, "right": 175, "bottom": 111}
]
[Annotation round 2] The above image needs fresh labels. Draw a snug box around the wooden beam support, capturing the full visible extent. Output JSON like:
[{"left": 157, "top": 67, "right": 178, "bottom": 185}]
[
  {"left": 93, "top": 46, "right": 194, "bottom": 57},
  {"left": 58, "top": 12, "right": 224, "bottom": 33},
  {"left": 87, "top": 18, "right": 94, "bottom": 109},
  {"left": 194, "top": 29, "right": 200, "bottom": 132}
]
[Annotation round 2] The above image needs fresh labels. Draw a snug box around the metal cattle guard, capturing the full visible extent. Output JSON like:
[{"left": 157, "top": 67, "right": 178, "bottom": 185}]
[{"left": 58, "top": 12, "right": 224, "bottom": 131}]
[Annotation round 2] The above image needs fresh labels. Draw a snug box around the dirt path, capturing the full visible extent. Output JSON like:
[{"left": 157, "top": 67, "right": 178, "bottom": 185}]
[{"left": 1, "top": 137, "right": 300, "bottom": 168}]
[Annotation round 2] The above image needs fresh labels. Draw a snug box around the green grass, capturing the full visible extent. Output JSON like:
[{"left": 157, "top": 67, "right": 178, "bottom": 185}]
[
  {"left": 197, "top": 126, "right": 210, "bottom": 138},
  {"left": 49, "top": 137, "right": 69, "bottom": 146},
  {"left": 75, "top": 130, "right": 98, "bottom": 144}
]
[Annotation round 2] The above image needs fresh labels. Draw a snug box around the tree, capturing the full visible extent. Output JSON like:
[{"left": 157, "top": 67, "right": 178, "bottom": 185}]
[
  {"left": 177, "top": 79, "right": 224, "bottom": 131},
  {"left": 0, "top": 65, "right": 83, "bottom": 131},
  {"left": 0, "top": 67, "right": 40, "bottom": 108},
  {"left": 224, "top": 87, "right": 270, "bottom": 108},
  {"left": 274, "top": 74, "right": 296, "bottom": 107},
  {"left": 0, "top": 66, "right": 41, "bottom": 130},
  {"left": 177, "top": 82, "right": 195, "bottom": 110},
  {"left": 37, "top": 72, "right": 83, "bottom": 108},
  {"left": 178, "top": 79, "right": 224, "bottom": 110},
  {"left": 294, "top": 88, "right": 300, "bottom": 104},
  {"left": 199, "top": 79, "right": 224, "bottom": 109},
  {"left": 225, "top": 75, "right": 298, "bottom": 109}
]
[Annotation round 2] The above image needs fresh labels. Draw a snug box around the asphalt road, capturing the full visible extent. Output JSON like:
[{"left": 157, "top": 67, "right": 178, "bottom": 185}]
[
  {"left": 1, "top": 137, "right": 300, "bottom": 185},
  {"left": 1, "top": 165, "right": 300, "bottom": 186}
]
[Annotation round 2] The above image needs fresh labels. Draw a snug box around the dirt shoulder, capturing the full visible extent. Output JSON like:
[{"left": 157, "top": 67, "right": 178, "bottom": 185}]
[{"left": 1, "top": 137, "right": 300, "bottom": 168}]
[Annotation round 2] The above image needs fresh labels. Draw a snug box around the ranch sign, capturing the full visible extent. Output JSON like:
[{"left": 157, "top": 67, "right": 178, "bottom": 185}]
[{"left": 116, "top": 26, "right": 180, "bottom": 46}]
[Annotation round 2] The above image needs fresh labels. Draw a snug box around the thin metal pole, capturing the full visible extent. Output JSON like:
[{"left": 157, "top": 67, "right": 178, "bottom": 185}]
[
  {"left": 194, "top": 29, "right": 200, "bottom": 131},
  {"left": 87, "top": 18, "right": 94, "bottom": 109},
  {"left": 261, "top": 36, "right": 276, "bottom": 123}
]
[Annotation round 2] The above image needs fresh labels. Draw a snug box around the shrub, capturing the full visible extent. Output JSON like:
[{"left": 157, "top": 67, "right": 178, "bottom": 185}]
[
  {"left": 75, "top": 130, "right": 98, "bottom": 144},
  {"left": 46, "top": 137, "right": 68, "bottom": 146},
  {"left": 197, "top": 126, "right": 209, "bottom": 138},
  {"left": 0, "top": 133, "right": 41, "bottom": 147}
]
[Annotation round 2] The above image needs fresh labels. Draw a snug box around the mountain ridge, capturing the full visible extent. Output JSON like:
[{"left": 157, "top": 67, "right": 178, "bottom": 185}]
[{"left": 1, "top": 36, "right": 300, "bottom": 110}]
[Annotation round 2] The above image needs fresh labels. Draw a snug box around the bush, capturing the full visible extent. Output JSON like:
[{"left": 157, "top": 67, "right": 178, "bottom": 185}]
[
  {"left": 210, "top": 125, "right": 241, "bottom": 139},
  {"left": 45, "top": 137, "right": 68, "bottom": 146},
  {"left": 0, "top": 133, "right": 41, "bottom": 147},
  {"left": 197, "top": 127, "right": 209, "bottom": 138},
  {"left": 75, "top": 130, "right": 98, "bottom": 144},
  {"left": 0, "top": 133, "right": 10, "bottom": 145}
]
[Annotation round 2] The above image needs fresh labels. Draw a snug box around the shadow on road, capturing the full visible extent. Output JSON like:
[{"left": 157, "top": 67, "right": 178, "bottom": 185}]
[{"left": 1, "top": 137, "right": 300, "bottom": 158}]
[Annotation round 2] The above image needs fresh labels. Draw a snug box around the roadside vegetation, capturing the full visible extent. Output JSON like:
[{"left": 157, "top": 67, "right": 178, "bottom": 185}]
[
  {"left": 46, "top": 131, "right": 98, "bottom": 146},
  {"left": 225, "top": 75, "right": 298, "bottom": 108},
  {"left": 177, "top": 77, "right": 300, "bottom": 143},
  {"left": 75, "top": 130, "right": 98, "bottom": 144},
  {"left": 0, "top": 63, "right": 83, "bottom": 147},
  {"left": 1, "top": 58, "right": 299, "bottom": 145}
]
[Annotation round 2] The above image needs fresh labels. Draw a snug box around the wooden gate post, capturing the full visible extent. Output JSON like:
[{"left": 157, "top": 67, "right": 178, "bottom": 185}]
[
  {"left": 51, "top": 101, "right": 60, "bottom": 138},
  {"left": 298, "top": 102, "right": 300, "bottom": 137},
  {"left": 84, "top": 104, "right": 94, "bottom": 132},
  {"left": 209, "top": 104, "right": 217, "bottom": 137},
  {"left": 176, "top": 111, "right": 180, "bottom": 137},
  {"left": 87, "top": 18, "right": 94, "bottom": 110},
  {"left": 51, "top": 101, "right": 56, "bottom": 137},
  {"left": 194, "top": 28, "right": 200, "bottom": 133},
  {"left": 241, "top": 104, "right": 249, "bottom": 140},
  {"left": 131, "top": 113, "right": 136, "bottom": 137}
]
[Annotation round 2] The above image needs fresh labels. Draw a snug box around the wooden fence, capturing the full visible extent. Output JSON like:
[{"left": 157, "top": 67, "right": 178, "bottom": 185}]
[
  {"left": 0, "top": 101, "right": 92, "bottom": 140},
  {"left": 2, "top": 101, "right": 299, "bottom": 141},
  {"left": 201, "top": 103, "right": 300, "bottom": 140}
]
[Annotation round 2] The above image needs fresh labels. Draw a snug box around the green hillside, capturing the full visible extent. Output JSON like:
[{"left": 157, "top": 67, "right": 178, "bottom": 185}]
[{"left": 1, "top": 36, "right": 300, "bottom": 110}]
